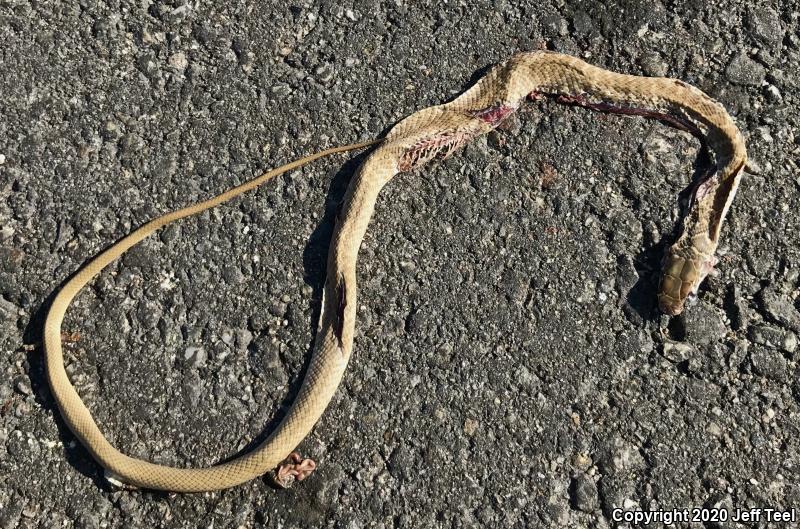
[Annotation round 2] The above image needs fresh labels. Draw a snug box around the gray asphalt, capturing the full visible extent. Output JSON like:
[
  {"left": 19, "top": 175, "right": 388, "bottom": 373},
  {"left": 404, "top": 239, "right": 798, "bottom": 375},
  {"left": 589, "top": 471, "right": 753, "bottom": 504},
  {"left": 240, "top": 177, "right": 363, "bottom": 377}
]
[{"left": 1, "top": 1, "right": 798, "bottom": 528}]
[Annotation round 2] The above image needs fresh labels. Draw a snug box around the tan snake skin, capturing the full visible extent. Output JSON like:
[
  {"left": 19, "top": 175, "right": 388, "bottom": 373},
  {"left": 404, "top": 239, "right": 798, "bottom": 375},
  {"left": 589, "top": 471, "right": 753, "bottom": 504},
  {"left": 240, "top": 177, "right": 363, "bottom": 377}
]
[{"left": 44, "top": 51, "right": 747, "bottom": 492}]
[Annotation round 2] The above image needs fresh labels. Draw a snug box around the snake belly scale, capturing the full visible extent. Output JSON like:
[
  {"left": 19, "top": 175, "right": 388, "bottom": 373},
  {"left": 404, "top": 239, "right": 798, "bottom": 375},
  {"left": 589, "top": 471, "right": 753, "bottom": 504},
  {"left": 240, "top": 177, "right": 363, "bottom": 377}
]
[{"left": 43, "top": 51, "right": 746, "bottom": 492}]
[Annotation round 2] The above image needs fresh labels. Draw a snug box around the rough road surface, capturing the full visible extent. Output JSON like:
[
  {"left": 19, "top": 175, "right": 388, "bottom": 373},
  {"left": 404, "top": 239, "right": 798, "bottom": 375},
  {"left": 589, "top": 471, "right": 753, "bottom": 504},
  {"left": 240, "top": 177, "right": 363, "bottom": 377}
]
[{"left": 1, "top": 1, "right": 798, "bottom": 528}]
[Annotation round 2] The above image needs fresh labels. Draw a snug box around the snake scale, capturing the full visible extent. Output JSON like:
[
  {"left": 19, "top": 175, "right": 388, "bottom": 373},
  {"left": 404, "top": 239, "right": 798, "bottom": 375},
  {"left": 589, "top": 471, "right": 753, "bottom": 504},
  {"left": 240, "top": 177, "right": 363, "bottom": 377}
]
[{"left": 44, "top": 51, "right": 747, "bottom": 492}]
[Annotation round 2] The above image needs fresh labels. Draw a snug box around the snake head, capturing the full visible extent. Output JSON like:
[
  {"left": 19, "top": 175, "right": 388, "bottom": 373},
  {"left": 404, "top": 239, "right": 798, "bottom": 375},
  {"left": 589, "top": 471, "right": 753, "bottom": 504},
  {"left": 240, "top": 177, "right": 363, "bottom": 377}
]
[{"left": 658, "top": 248, "right": 717, "bottom": 315}]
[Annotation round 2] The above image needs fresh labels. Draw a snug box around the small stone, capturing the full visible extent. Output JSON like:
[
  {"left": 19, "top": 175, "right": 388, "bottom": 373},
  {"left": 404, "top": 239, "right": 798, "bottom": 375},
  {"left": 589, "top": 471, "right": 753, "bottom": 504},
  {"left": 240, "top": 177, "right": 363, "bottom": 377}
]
[
  {"left": 764, "top": 84, "right": 782, "bottom": 102},
  {"left": 0, "top": 154, "right": 5, "bottom": 165},
  {"left": 14, "top": 378, "right": 31, "bottom": 396},
  {"left": 541, "top": 14, "right": 568, "bottom": 37},
  {"left": 683, "top": 303, "right": 726, "bottom": 346},
  {"left": 102, "top": 120, "right": 122, "bottom": 141},
  {"left": 463, "top": 418, "right": 479, "bottom": 437},
  {"left": 725, "top": 53, "right": 765, "bottom": 86},
  {"left": 615, "top": 255, "right": 638, "bottom": 297},
  {"left": 182, "top": 373, "right": 203, "bottom": 407},
  {"left": 13, "top": 401, "right": 29, "bottom": 418},
  {"left": 168, "top": 52, "right": 188, "bottom": 70},
  {"left": 184, "top": 346, "right": 207, "bottom": 368},
  {"left": 0, "top": 297, "right": 19, "bottom": 329},
  {"left": 750, "top": 345, "right": 788, "bottom": 382},
  {"left": 748, "top": 324, "right": 796, "bottom": 353},
  {"left": 119, "top": 133, "right": 146, "bottom": 156},
  {"left": 607, "top": 438, "right": 644, "bottom": 473},
  {"left": 571, "top": 10, "right": 594, "bottom": 38},
  {"left": 487, "top": 131, "right": 504, "bottom": 150},
  {"left": 709, "top": 494, "right": 735, "bottom": 524},
  {"left": 235, "top": 328, "right": 253, "bottom": 352},
  {"left": 268, "top": 301, "right": 286, "bottom": 317},
  {"left": 747, "top": 6, "right": 784, "bottom": 47},
  {"left": 727, "top": 284, "right": 749, "bottom": 331},
  {"left": 399, "top": 261, "right": 416, "bottom": 274},
  {"left": 569, "top": 474, "right": 599, "bottom": 512},
  {"left": 758, "top": 286, "right": 800, "bottom": 332},
  {"left": 314, "top": 64, "right": 334, "bottom": 83},
  {"left": 222, "top": 265, "right": 245, "bottom": 284},
  {"left": 0, "top": 381, "right": 10, "bottom": 401},
  {"left": 74, "top": 513, "right": 101, "bottom": 529},
  {"left": 748, "top": 324, "right": 784, "bottom": 348},
  {"left": 573, "top": 453, "right": 592, "bottom": 470},
  {"left": 271, "top": 83, "right": 291, "bottom": 97},
  {"left": 546, "top": 501, "right": 570, "bottom": 525},
  {"left": 249, "top": 313, "right": 267, "bottom": 331},
  {"left": 640, "top": 52, "right": 668, "bottom": 77},
  {"left": 388, "top": 445, "right": 414, "bottom": 481},
  {"left": 783, "top": 332, "right": 797, "bottom": 354},
  {"left": 137, "top": 51, "right": 158, "bottom": 75},
  {"left": 231, "top": 37, "right": 248, "bottom": 60},
  {"left": 662, "top": 341, "right": 694, "bottom": 363}
]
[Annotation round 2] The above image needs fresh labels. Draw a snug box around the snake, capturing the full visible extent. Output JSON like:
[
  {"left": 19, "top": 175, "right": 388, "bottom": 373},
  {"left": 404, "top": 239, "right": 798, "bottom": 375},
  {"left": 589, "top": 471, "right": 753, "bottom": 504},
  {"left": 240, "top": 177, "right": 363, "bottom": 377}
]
[{"left": 43, "top": 51, "right": 747, "bottom": 492}]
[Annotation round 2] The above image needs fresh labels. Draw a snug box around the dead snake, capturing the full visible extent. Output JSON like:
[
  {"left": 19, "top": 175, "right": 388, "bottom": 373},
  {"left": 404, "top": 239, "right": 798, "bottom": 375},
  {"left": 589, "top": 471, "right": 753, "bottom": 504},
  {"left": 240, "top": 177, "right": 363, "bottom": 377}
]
[{"left": 44, "top": 51, "right": 747, "bottom": 492}]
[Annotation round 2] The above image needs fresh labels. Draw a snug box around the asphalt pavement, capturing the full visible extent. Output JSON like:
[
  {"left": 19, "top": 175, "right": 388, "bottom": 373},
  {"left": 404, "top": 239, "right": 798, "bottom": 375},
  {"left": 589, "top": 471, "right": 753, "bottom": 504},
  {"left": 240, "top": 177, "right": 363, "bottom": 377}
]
[{"left": 1, "top": 1, "right": 798, "bottom": 527}]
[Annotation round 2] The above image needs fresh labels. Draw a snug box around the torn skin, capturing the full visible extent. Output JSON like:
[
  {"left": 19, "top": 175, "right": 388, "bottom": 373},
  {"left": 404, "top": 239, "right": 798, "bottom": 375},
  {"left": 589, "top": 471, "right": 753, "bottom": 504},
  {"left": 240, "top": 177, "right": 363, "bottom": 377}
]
[
  {"left": 397, "top": 104, "right": 514, "bottom": 173},
  {"left": 551, "top": 93, "right": 702, "bottom": 137},
  {"left": 470, "top": 104, "right": 515, "bottom": 126},
  {"left": 397, "top": 131, "right": 470, "bottom": 172},
  {"left": 334, "top": 273, "right": 347, "bottom": 348}
]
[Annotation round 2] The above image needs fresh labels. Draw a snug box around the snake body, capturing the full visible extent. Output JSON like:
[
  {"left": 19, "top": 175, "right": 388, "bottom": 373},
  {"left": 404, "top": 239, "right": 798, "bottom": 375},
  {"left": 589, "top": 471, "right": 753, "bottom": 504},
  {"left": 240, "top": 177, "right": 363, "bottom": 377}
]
[{"left": 44, "top": 51, "right": 746, "bottom": 492}]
